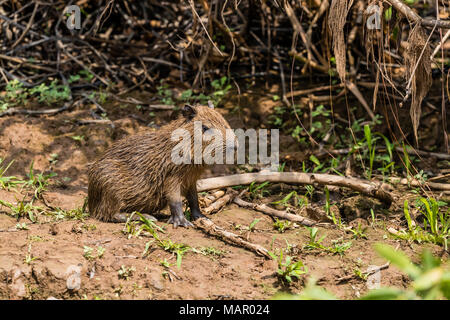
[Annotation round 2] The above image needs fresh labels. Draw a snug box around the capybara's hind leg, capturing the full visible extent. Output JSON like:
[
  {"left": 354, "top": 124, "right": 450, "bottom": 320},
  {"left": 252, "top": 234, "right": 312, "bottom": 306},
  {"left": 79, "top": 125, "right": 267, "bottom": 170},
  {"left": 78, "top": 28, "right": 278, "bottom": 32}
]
[{"left": 112, "top": 212, "right": 158, "bottom": 223}]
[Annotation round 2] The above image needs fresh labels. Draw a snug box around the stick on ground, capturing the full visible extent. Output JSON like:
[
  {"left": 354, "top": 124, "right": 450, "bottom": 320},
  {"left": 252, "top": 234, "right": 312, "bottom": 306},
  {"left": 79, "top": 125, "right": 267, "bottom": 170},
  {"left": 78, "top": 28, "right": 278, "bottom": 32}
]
[
  {"left": 233, "top": 197, "right": 317, "bottom": 226},
  {"left": 197, "top": 172, "right": 394, "bottom": 206},
  {"left": 194, "top": 217, "right": 271, "bottom": 259}
]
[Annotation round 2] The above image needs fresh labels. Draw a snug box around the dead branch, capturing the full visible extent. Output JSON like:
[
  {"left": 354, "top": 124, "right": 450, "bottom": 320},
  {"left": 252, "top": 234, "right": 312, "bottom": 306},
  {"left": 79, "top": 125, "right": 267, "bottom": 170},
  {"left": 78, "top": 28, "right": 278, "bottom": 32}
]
[
  {"left": 203, "top": 192, "right": 236, "bottom": 215},
  {"left": 194, "top": 217, "right": 271, "bottom": 258},
  {"left": 233, "top": 197, "right": 317, "bottom": 226},
  {"left": 0, "top": 101, "right": 74, "bottom": 117},
  {"left": 197, "top": 172, "right": 394, "bottom": 205},
  {"left": 387, "top": 0, "right": 450, "bottom": 29}
]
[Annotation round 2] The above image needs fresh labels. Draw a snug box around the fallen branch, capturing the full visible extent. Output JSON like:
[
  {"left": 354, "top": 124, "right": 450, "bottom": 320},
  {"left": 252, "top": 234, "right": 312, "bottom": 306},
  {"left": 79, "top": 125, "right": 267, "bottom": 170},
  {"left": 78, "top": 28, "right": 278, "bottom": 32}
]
[
  {"left": 233, "top": 197, "right": 317, "bottom": 226},
  {"left": 380, "top": 176, "right": 450, "bottom": 191},
  {"left": 194, "top": 217, "right": 271, "bottom": 258},
  {"left": 387, "top": 0, "right": 450, "bottom": 29},
  {"left": 395, "top": 147, "right": 450, "bottom": 161},
  {"left": 197, "top": 172, "right": 393, "bottom": 206},
  {"left": 203, "top": 193, "right": 235, "bottom": 215},
  {"left": 286, "top": 83, "right": 344, "bottom": 98},
  {"left": 0, "top": 101, "right": 74, "bottom": 117}
]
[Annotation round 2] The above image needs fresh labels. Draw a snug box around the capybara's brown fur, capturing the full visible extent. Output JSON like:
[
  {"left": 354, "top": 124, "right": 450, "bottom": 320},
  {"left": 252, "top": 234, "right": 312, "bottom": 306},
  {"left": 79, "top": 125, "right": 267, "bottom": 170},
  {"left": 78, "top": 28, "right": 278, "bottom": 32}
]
[{"left": 88, "top": 104, "right": 235, "bottom": 227}]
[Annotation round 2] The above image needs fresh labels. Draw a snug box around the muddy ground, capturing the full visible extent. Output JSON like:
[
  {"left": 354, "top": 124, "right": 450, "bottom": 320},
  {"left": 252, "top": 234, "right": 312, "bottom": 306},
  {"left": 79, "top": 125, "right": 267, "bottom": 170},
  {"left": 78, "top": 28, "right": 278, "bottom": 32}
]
[{"left": 0, "top": 91, "right": 447, "bottom": 300}]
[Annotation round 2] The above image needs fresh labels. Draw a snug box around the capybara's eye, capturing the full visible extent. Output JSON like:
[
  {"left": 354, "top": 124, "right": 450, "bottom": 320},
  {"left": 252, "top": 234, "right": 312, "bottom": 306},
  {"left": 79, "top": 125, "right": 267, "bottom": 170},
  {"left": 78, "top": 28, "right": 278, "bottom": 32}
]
[{"left": 202, "top": 125, "right": 209, "bottom": 132}]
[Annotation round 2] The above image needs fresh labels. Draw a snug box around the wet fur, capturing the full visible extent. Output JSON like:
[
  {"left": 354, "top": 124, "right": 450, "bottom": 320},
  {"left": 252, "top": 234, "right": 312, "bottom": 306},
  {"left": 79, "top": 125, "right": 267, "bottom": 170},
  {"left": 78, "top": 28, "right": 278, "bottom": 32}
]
[{"left": 88, "top": 105, "right": 232, "bottom": 222}]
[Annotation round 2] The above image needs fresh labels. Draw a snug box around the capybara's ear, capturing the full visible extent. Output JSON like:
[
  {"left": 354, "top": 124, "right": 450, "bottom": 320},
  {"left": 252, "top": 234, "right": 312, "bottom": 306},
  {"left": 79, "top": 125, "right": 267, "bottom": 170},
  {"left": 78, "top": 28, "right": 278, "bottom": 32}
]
[{"left": 182, "top": 104, "right": 196, "bottom": 120}]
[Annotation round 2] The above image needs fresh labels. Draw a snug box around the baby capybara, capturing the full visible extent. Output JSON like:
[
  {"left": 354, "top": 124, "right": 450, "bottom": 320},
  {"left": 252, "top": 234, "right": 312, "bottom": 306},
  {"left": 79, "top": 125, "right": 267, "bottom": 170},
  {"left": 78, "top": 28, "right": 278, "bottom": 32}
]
[{"left": 88, "top": 104, "right": 236, "bottom": 227}]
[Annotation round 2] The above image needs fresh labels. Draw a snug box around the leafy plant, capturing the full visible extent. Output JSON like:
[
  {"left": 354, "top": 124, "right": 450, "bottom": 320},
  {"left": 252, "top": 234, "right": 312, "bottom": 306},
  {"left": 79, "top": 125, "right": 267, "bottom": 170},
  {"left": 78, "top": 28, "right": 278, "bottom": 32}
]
[
  {"left": 392, "top": 199, "right": 449, "bottom": 249},
  {"left": 158, "top": 239, "right": 190, "bottom": 269},
  {"left": 0, "top": 159, "right": 23, "bottom": 190},
  {"left": 157, "top": 82, "right": 175, "bottom": 105},
  {"left": 4, "top": 79, "right": 28, "bottom": 106},
  {"left": 16, "top": 222, "right": 29, "bottom": 230},
  {"left": 324, "top": 187, "right": 339, "bottom": 225},
  {"left": 24, "top": 244, "right": 38, "bottom": 265},
  {"left": 276, "top": 249, "right": 308, "bottom": 284},
  {"left": 192, "top": 246, "right": 225, "bottom": 258},
  {"left": 273, "top": 219, "right": 292, "bottom": 233},
  {"left": 247, "top": 218, "right": 260, "bottom": 232},
  {"left": 210, "top": 76, "right": 231, "bottom": 105},
  {"left": 0, "top": 198, "right": 44, "bottom": 222},
  {"left": 364, "top": 124, "right": 376, "bottom": 180},
  {"left": 29, "top": 80, "right": 70, "bottom": 105},
  {"left": 118, "top": 265, "right": 135, "bottom": 280},
  {"left": 160, "top": 258, "right": 172, "bottom": 268},
  {"left": 23, "top": 161, "right": 56, "bottom": 198},
  {"left": 273, "top": 245, "right": 450, "bottom": 300},
  {"left": 248, "top": 181, "right": 270, "bottom": 199},
  {"left": 361, "top": 244, "right": 450, "bottom": 300},
  {"left": 304, "top": 227, "right": 351, "bottom": 255},
  {"left": 83, "top": 246, "right": 105, "bottom": 260}
]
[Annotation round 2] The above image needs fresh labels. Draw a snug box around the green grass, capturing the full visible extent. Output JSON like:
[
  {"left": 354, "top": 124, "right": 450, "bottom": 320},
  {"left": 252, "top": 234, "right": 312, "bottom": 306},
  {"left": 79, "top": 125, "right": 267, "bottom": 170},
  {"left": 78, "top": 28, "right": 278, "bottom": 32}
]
[
  {"left": 83, "top": 246, "right": 105, "bottom": 260},
  {"left": 274, "top": 249, "right": 308, "bottom": 284},
  {"left": 303, "top": 227, "right": 352, "bottom": 255},
  {"left": 22, "top": 161, "right": 57, "bottom": 199},
  {"left": 191, "top": 246, "right": 226, "bottom": 258},
  {"left": 157, "top": 76, "right": 231, "bottom": 107},
  {"left": 273, "top": 219, "right": 292, "bottom": 233},
  {"left": 1, "top": 79, "right": 70, "bottom": 110},
  {"left": 274, "top": 244, "right": 450, "bottom": 300},
  {"left": 393, "top": 198, "right": 449, "bottom": 249},
  {"left": 0, "top": 198, "right": 44, "bottom": 222},
  {"left": 0, "top": 159, "right": 24, "bottom": 190},
  {"left": 158, "top": 239, "right": 190, "bottom": 269}
]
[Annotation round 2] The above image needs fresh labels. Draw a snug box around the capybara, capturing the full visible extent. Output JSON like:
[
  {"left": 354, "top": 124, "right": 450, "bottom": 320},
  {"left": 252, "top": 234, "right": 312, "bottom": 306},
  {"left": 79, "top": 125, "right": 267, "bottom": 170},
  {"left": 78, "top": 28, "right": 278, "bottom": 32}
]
[{"left": 88, "top": 103, "right": 236, "bottom": 227}]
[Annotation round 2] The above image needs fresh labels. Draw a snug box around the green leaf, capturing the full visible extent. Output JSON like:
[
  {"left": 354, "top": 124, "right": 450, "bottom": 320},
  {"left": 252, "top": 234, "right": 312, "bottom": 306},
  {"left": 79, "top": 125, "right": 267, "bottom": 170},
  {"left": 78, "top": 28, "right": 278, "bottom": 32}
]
[
  {"left": 360, "top": 288, "right": 404, "bottom": 300},
  {"left": 309, "top": 155, "right": 320, "bottom": 166},
  {"left": 413, "top": 268, "right": 443, "bottom": 292},
  {"left": 374, "top": 244, "right": 420, "bottom": 279}
]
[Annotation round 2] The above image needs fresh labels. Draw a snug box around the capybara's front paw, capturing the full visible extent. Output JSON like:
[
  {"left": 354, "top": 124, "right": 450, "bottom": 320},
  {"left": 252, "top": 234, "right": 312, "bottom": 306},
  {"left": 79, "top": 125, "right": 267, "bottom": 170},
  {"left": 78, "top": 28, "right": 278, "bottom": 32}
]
[{"left": 168, "top": 215, "right": 194, "bottom": 228}]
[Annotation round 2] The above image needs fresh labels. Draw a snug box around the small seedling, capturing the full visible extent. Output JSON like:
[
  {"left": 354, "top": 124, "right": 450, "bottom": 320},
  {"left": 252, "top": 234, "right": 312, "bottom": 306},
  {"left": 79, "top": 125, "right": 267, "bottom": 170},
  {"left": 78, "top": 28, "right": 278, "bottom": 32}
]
[
  {"left": 276, "top": 249, "right": 308, "bottom": 284},
  {"left": 348, "top": 222, "right": 368, "bottom": 240},
  {"left": 247, "top": 218, "right": 260, "bottom": 232},
  {"left": 142, "top": 240, "right": 154, "bottom": 257},
  {"left": 23, "top": 161, "right": 56, "bottom": 198},
  {"left": 0, "top": 159, "right": 23, "bottom": 190},
  {"left": 273, "top": 219, "right": 292, "bottom": 233},
  {"left": 15, "top": 222, "right": 29, "bottom": 230},
  {"left": 71, "top": 135, "right": 85, "bottom": 143},
  {"left": 248, "top": 181, "right": 270, "bottom": 198},
  {"left": 83, "top": 246, "right": 105, "bottom": 260},
  {"left": 160, "top": 258, "right": 172, "bottom": 268},
  {"left": 392, "top": 199, "right": 449, "bottom": 249},
  {"left": 118, "top": 265, "right": 135, "bottom": 280},
  {"left": 24, "top": 244, "right": 38, "bottom": 265},
  {"left": 304, "top": 227, "right": 351, "bottom": 255},
  {"left": 0, "top": 198, "right": 44, "bottom": 222},
  {"left": 158, "top": 239, "right": 190, "bottom": 269},
  {"left": 192, "top": 246, "right": 225, "bottom": 258}
]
